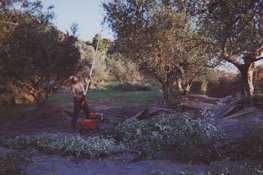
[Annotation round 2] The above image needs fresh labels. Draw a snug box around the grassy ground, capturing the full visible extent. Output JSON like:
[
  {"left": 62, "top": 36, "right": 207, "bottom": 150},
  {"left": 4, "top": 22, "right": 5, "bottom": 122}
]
[
  {"left": 48, "top": 90, "right": 161, "bottom": 107},
  {"left": 47, "top": 87, "right": 162, "bottom": 109},
  {"left": 0, "top": 82, "right": 162, "bottom": 123}
]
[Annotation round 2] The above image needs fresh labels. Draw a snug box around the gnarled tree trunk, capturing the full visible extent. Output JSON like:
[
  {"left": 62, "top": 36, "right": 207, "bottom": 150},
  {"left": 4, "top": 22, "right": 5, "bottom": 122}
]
[
  {"left": 162, "top": 82, "right": 172, "bottom": 107},
  {"left": 239, "top": 64, "right": 255, "bottom": 105},
  {"left": 224, "top": 49, "right": 262, "bottom": 106}
]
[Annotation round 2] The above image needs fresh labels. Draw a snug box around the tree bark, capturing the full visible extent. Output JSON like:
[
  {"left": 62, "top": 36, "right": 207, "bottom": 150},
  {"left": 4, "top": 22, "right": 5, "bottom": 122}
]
[
  {"left": 238, "top": 64, "right": 255, "bottom": 106},
  {"left": 176, "top": 78, "right": 184, "bottom": 94},
  {"left": 184, "top": 80, "right": 193, "bottom": 95},
  {"left": 223, "top": 49, "right": 262, "bottom": 106},
  {"left": 176, "top": 78, "right": 193, "bottom": 95},
  {"left": 162, "top": 83, "right": 171, "bottom": 107}
]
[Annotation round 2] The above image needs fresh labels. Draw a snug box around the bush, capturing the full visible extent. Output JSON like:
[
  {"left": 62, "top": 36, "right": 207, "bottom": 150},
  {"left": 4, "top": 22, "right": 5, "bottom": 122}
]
[
  {"left": 112, "top": 83, "right": 151, "bottom": 91},
  {"left": 190, "top": 81, "right": 208, "bottom": 94},
  {"left": 115, "top": 113, "right": 223, "bottom": 162},
  {"left": 0, "top": 82, "right": 35, "bottom": 105},
  {"left": 9, "top": 133, "right": 125, "bottom": 159},
  {"left": 107, "top": 53, "right": 140, "bottom": 82}
]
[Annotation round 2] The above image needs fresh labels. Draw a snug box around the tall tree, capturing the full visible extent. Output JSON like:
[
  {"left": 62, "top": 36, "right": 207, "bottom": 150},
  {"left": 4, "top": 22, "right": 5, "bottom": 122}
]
[
  {"left": 0, "top": 0, "right": 80, "bottom": 105},
  {"left": 103, "top": 0, "right": 213, "bottom": 106},
  {"left": 193, "top": 0, "right": 263, "bottom": 105},
  {"left": 90, "top": 33, "right": 112, "bottom": 52},
  {"left": 77, "top": 37, "right": 110, "bottom": 88}
]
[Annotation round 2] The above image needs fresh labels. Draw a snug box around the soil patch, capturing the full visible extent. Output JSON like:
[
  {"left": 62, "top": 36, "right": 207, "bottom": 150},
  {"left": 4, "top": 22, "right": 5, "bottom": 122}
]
[{"left": 2, "top": 104, "right": 143, "bottom": 137}]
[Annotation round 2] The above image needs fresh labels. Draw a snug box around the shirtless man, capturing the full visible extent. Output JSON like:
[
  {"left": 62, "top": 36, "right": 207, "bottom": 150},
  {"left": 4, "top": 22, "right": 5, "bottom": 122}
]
[{"left": 69, "top": 76, "right": 90, "bottom": 129}]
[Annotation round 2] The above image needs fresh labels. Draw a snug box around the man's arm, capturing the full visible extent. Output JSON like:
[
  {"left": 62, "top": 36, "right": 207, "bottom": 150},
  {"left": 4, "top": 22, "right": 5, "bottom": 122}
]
[
  {"left": 84, "top": 78, "right": 91, "bottom": 94},
  {"left": 80, "top": 83, "right": 87, "bottom": 96}
]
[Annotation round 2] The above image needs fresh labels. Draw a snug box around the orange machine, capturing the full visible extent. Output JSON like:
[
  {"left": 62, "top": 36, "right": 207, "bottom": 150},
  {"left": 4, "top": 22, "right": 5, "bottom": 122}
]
[{"left": 79, "top": 113, "right": 104, "bottom": 134}]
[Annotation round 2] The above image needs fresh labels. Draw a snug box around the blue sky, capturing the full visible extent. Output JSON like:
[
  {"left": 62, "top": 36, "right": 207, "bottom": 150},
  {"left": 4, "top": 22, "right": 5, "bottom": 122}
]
[{"left": 41, "top": 0, "right": 113, "bottom": 41}]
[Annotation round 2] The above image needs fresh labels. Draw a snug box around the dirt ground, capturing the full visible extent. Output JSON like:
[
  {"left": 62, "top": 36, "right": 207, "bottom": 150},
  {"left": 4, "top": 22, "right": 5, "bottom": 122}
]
[
  {"left": 0, "top": 92, "right": 263, "bottom": 175},
  {"left": 0, "top": 103, "right": 143, "bottom": 137}
]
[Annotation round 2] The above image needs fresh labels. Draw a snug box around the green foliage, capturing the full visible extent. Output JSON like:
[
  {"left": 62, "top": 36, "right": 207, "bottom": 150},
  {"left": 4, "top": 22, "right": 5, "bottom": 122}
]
[
  {"left": 89, "top": 52, "right": 110, "bottom": 87},
  {"left": 112, "top": 83, "right": 151, "bottom": 91},
  {"left": 115, "top": 113, "right": 223, "bottom": 162},
  {"left": 188, "top": 69, "right": 238, "bottom": 96},
  {"left": 205, "top": 70, "right": 238, "bottom": 84},
  {"left": 77, "top": 40, "right": 109, "bottom": 87},
  {"left": 77, "top": 40, "right": 95, "bottom": 65},
  {"left": 0, "top": 0, "right": 80, "bottom": 105},
  {"left": 107, "top": 53, "right": 139, "bottom": 82},
  {"left": 90, "top": 34, "right": 112, "bottom": 52},
  {"left": 103, "top": 0, "right": 213, "bottom": 106},
  {"left": 188, "top": 81, "right": 208, "bottom": 95},
  {"left": 9, "top": 133, "right": 125, "bottom": 159},
  {"left": 205, "top": 70, "right": 239, "bottom": 97},
  {"left": 0, "top": 150, "right": 32, "bottom": 175},
  {"left": 194, "top": 0, "right": 262, "bottom": 55}
]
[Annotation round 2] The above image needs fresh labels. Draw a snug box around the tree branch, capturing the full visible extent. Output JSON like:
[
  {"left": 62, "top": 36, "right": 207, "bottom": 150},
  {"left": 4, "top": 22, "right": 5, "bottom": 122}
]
[
  {"left": 0, "top": 21, "right": 19, "bottom": 26},
  {"left": 256, "top": 57, "right": 263, "bottom": 62},
  {"left": 223, "top": 53, "right": 243, "bottom": 67}
]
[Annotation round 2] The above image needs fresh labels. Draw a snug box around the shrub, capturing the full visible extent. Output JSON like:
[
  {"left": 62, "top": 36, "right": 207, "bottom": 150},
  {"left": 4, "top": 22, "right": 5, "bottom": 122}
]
[
  {"left": 107, "top": 53, "right": 140, "bottom": 82},
  {"left": 112, "top": 83, "right": 151, "bottom": 91},
  {"left": 115, "top": 113, "right": 223, "bottom": 162},
  {"left": 9, "top": 133, "right": 125, "bottom": 159}
]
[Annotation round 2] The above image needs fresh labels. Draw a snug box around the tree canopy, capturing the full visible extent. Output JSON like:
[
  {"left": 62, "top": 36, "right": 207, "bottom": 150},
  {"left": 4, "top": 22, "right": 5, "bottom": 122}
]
[
  {"left": 103, "top": 0, "right": 214, "bottom": 106},
  {"left": 0, "top": 0, "right": 80, "bottom": 104},
  {"left": 193, "top": 0, "right": 263, "bottom": 105},
  {"left": 191, "top": 0, "right": 262, "bottom": 56}
]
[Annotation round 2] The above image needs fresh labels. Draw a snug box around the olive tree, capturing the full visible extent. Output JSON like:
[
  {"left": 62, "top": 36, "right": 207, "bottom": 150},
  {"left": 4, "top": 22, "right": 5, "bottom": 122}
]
[
  {"left": 76, "top": 36, "right": 111, "bottom": 88},
  {"left": 192, "top": 0, "right": 263, "bottom": 105},
  {"left": 0, "top": 0, "right": 80, "bottom": 105},
  {"left": 103, "top": 0, "right": 213, "bottom": 106}
]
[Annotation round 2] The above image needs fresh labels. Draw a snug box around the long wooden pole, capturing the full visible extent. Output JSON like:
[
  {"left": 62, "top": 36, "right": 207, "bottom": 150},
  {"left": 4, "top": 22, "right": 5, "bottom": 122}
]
[{"left": 84, "top": 23, "right": 104, "bottom": 94}]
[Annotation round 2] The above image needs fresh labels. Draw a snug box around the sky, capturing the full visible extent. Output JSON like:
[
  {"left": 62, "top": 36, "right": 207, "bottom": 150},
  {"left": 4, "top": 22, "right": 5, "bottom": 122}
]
[
  {"left": 40, "top": 0, "right": 262, "bottom": 72},
  {"left": 41, "top": 0, "right": 114, "bottom": 41}
]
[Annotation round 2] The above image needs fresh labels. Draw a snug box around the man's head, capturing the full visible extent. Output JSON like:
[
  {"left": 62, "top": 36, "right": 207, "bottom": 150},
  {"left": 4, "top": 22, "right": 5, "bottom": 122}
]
[{"left": 69, "top": 76, "right": 78, "bottom": 84}]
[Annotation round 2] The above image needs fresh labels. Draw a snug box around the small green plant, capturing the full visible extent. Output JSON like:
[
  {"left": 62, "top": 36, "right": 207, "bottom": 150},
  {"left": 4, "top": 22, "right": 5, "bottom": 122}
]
[
  {"left": 0, "top": 150, "right": 32, "bottom": 175},
  {"left": 9, "top": 133, "right": 125, "bottom": 159}
]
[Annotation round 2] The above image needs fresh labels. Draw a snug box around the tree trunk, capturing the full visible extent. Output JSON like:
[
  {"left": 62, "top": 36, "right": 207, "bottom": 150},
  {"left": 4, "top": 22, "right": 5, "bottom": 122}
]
[
  {"left": 176, "top": 78, "right": 184, "bottom": 94},
  {"left": 239, "top": 64, "right": 255, "bottom": 106},
  {"left": 176, "top": 78, "right": 193, "bottom": 95},
  {"left": 184, "top": 80, "right": 193, "bottom": 95},
  {"left": 162, "top": 83, "right": 171, "bottom": 107},
  {"left": 201, "top": 80, "right": 208, "bottom": 94},
  {"left": 223, "top": 51, "right": 262, "bottom": 107}
]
